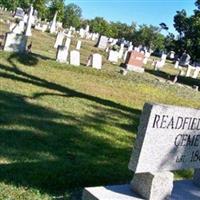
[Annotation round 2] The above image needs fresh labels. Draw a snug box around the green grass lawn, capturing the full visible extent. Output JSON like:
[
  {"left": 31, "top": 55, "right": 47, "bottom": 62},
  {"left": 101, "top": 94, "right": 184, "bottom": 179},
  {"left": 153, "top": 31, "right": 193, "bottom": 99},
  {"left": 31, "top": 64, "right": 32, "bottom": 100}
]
[{"left": 0, "top": 12, "right": 200, "bottom": 200}]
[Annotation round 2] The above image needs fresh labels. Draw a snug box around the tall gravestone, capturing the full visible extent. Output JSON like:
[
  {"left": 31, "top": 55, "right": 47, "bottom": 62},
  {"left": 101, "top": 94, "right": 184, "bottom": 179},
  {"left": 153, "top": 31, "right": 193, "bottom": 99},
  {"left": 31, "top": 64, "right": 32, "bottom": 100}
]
[
  {"left": 25, "top": 5, "right": 33, "bottom": 36},
  {"left": 76, "top": 40, "right": 82, "bottom": 50},
  {"left": 54, "top": 31, "right": 65, "bottom": 48},
  {"left": 83, "top": 103, "right": 200, "bottom": 200},
  {"left": 65, "top": 37, "right": 71, "bottom": 51},
  {"left": 50, "top": 11, "right": 57, "bottom": 34}
]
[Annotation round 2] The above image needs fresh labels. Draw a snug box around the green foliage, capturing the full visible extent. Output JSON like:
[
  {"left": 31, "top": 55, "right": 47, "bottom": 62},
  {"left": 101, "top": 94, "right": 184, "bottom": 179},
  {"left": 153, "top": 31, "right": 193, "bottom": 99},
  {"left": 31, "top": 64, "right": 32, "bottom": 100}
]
[
  {"left": 33, "top": 0, "right": 49, "bottom": 19},
  {"left": 133, "top": 25, "right": 165, "bottom": 50},
  {"left": 89, "top": 17, "right": 109, "bottom": 36},
  {"left": 63, "top": 3, "right": 82, "bottom": 28},
  {"left": 173, "top": 2, "right": 200, "bottom": 60},
  {"left": 48, "top": 0, "right": 64, "bottom": 21}
]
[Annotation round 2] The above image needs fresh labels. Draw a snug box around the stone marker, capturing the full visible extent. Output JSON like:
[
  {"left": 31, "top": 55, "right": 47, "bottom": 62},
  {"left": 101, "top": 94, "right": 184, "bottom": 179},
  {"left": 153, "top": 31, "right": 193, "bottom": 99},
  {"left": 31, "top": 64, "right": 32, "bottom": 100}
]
[
  {"left": 79, "top": 28, "right": 85, "bottom": 38},
  {"left": 108, "top": 50, "right": 119, "bottom": 63},
  {"left": 76, "top": 40, "right": 82, "bottom": 50},
  {"left": 92, "top": 54, "right": 102, "bottom": 69},
  {"left": 118, "top": 43, "right": 124, "bottom": 59},
  {"left": 4, "top": 33, "right": 27, "bottom": 52},
  {"left": 70, "top": 50, "right": 80, "bottom": 66},
  {"left": 50, "top": 11, "right": 57, "bottom": 34},
  {"left": 143, "top": 52, "right": 151, "bottom": 65},
  {"left": 125, "top": 51, "right": 145, "bottom": 73},
  {"left": 64, "top": 37, "right": 71, "bottom": 51},
  {"left": 82, "top": 103, "right": 200, "bottom": 200},
  {"left": 186, "top": 65, "right": 200, "bottom": 79},
  {"left": 85, "top": 25, "right": 90, "bottom": 32},
  {"left": 12, "top": 20, "right": 25, "bottom": 34},
  {"left": 25, "top": 5, "right": 33, "bottom": 36},
  {"left": 129, "top": 103, "right": 200, "bottom": 172},
  {"left": 54, "top": 31, "right": 65, "bottom": 48},
  {"left": 193, "top": 67, "right": 200, "bottom": 79},
  {"left": 97, "top": 35, "right": 108, "bottom": 50},
  {"left": 56, "top": 45, "right": 68, "bottom": 63}
]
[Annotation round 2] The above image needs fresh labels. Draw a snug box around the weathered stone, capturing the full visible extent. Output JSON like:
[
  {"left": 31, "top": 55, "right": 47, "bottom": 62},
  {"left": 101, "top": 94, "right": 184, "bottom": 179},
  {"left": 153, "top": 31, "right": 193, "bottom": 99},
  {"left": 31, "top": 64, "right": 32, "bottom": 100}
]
[
  {"left": 125, "top": 51, "right": 145, "bottom": 73},
  {"left": 108, "top": 50, "right": 119, "bottom": 63},
  {"left": 82, "top": 180, "right": 200, "bottom": 200},
  {"left": 25, "top": 5, "right": 33, "bottom": 36},
  {"left": 76, "top": 40, "right": 81, "bottom": 50},
  {"left": 4, "top": 33, "right": 27, "bottom": 52},
  {"left": 92, "top": 54, "right": 102, "bottom": 69},
  {"left": 50, "top": 11, "right": 57, "bottom": 34},
  {"left": 70, "top": 50, "right": 80, "bottom": 66},
  {"left": 54, "top": 31, "right": 65, "bottom": 48},
  {"left": 56, "top": 45, "right": 68, "bottom": 63},
  {"left": 129, "top": 103, "right": 200, "bottom": 173},
  {"left": 97, "top": 36, "right": 108, "bottom": 50},
  {"left": 131, "top": 172, "right": 174, "bottom": 200}
]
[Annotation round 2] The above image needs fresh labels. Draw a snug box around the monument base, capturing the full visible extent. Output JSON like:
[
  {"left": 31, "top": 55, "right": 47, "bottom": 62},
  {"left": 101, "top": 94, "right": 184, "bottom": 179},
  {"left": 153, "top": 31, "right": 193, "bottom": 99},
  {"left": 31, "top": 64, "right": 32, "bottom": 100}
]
[
  {"left": 126, "top": 64, "right": 144, "bottom": 73},
  {"left": 131, "top": 172, "right": 173, "bottom": 200},
  {"left": 82, "top": 180, "right": 200, "bottom": 200}
]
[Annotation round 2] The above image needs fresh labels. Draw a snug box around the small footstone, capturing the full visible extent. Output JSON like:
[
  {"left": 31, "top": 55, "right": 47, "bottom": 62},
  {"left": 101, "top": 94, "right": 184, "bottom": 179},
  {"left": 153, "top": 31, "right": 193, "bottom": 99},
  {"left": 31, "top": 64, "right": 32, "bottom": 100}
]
[{"left": 131, "top": 172, "right": 174, "bottom": 200}]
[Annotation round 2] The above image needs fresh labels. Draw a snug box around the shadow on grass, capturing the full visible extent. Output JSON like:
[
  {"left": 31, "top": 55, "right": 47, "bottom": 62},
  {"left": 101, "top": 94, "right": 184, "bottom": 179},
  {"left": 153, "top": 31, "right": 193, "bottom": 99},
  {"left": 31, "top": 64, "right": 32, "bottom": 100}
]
[
  {"left": 146, "top": 69, "right": 200, "bottom": 87},
  {"left": 0, "top": 53, "right": 141, "bottom": 196},
  {"left": 8, "top": 52, "right": 54, "bottom": 67}
]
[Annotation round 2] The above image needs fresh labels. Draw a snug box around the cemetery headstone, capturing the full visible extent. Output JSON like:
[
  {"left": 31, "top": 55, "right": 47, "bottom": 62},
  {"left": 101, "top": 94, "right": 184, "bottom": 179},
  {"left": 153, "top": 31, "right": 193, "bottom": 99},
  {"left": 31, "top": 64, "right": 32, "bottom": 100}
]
[
  {"left": 118, "top": 43, "right": 124, "bottom": 59},
  {"left": 4, "top": 33, "right": 27, "bottom": 52},
  {"left": 25, "top": 5, "right": 33, "bottom": 36},
  {"left": 64, "top": 37, "right": 71, "bottom": 51},
  {"left": 70, "top": 50, "right": 80, "bottom": 66},
  {"left": 92, "top": 54, "right": 102, "bottom": 69},
  {"left": 11, "top": 21, "right": 24, "bottom": 34},
  {"left": 50, "top": 11, "right": 57, "bottom": 34},
  {"left": 85, "top": 25, "right": 90, "bottom": 32},
  {"left": 79, "top": 28, "right": 85, "bottom": 38},
  {"left": 97, "top": 35, "right": 108, "bottom": 50},
  {"left": 14, "top": 7, "right": 24, "bottom": 19},
  {"left": 108, "top": 50, "right": 119, "bottom": 63},
  {"left": 56, "top": 45, "right": 68, "bottom": 63},
  {"left": 76, "top": 40, "right": 82, "bottom": 50},
  {"left": 54, "top": 31, "right": 65, "bottom": 48},
  {"left": 143, "top": 52, "right": 151, "bottom": 65},
  {"left": 125, "top": 50, "right": 145, "bottom": 73}
]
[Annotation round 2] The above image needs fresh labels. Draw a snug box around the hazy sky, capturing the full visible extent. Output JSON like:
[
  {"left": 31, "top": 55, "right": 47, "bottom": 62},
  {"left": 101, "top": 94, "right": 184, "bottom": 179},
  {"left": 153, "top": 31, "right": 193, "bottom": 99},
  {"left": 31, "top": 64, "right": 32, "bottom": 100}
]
[{"left": 67, "top": 0, "right": 196, "bottom": 34}]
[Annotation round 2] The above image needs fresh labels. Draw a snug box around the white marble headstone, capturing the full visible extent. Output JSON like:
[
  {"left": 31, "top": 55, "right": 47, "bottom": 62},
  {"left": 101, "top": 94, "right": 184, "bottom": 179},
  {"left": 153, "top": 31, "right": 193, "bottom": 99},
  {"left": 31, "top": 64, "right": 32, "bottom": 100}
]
[
  {"left": 70, "top": 50, "right": 80, "bottom": 66},
  {"left": 92, "top": 54, "right": 102, "bottom": 69},
  {"left": 54, "top": 31, "right": 65, "bottom": 48},
  {"left": 56, "top": 45, "right": 68, "bottom": 63}
]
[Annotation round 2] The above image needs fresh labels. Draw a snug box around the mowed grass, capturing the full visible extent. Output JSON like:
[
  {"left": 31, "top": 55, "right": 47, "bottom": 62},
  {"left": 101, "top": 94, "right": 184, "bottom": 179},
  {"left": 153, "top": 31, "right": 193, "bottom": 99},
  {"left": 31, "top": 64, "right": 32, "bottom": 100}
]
[{"left": 0, "top": 12, "right": 200, "bottom": 200}]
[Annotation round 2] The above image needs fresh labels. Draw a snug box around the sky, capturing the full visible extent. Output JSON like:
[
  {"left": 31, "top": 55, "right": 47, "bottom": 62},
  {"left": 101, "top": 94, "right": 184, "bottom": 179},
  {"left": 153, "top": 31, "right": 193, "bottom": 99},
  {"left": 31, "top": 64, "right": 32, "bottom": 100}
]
[{"left": 66, "top": 0, "right": 196, "bottom": 35}]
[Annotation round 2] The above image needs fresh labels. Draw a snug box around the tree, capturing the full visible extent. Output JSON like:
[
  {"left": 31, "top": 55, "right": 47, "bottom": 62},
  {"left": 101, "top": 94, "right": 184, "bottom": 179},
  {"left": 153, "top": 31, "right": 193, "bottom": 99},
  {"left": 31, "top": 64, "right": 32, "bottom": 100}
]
[
  {"left": 33, "top": 0, "right": 49, "bottom": 19},
  {"left": 63, "top": 3, "right": 82, "bottom": 28},
  {"left": 110, "top": 21, "right": 136, "bottom": 40},
  {"left": 48, "top": 0, "right": 64, "bottom": 22},
  {"left": 89, "top": 17, "right": 109, "bottom": 35},
  {"left": 132, "top": 25, "right": 165, "bottom": 50},
  {"left": 173, "top": 2, "right": 200, "bottom": 60}
]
